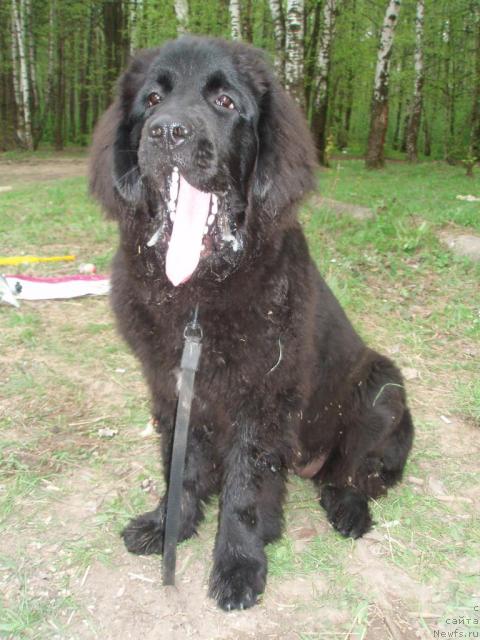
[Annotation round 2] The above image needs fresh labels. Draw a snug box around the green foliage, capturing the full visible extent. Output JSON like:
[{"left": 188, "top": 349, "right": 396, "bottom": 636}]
[{"left": 1, "top": 0, "right": 479, "bottom": 160}]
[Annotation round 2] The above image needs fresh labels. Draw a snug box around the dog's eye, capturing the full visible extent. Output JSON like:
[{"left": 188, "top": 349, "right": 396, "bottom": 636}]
[
  {"left": 147, "top": 92, "right": 162, "bottom": 108},
  {"left": 215, "top": 95, "right": 235, "bottom": 110}
]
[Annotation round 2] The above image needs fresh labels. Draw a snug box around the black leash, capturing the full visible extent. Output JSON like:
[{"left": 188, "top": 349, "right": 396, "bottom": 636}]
[{"left": 162, "top": 305, "right": 203, "bottom": 586}]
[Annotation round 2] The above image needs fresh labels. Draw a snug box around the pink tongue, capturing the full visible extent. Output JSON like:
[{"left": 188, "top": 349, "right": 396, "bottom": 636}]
[{"left": 165, "top": 175, "right": 211, "bottom": 286}]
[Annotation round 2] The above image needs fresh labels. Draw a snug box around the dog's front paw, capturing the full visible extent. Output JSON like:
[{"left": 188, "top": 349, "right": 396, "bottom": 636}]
[
  {"left": 320, "top": 485, "right": 372, "bottom": 539},
  {"left": 121, "top": 509, "right": 165, "bottom": 555},
  {"left": 209, "top": 556, "right": 266, "bottom": 611}
]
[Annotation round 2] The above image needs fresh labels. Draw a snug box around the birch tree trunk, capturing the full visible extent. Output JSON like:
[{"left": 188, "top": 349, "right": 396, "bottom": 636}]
[
  {"left": 406, "top": 0, "right": 425, "bottom": 162},
  {"left": 174, "top": 0, "right": 189, "bottom": 35},
  {"left": 25, "top": 0, "right": 39, "bottom": 131},
  {"left": 1, "top": 19, "right": 17, "bottom": 149},
  {"left": 11, "top": 0, "right": 34, "bottom": 150},
  {"left": 313, "top": 0, "right": 337, "bottom": 165},
  {"left": 284, "top": 0, "right": 304, "bottom": 109},
  {"left": 268, "top": 0, "right": 285, "bottom": 81},
  {"left": 42, "top": 0, "right": 56, "bottom": 134},
  {"left": 229, "top": 0, "right": 242, "bottom": 41},
  {"left": 10, "top": 9, "right": 21, "bottom": 121},
  {"left": 471, "top": 4, "right": 480, "bottom": 160},
  {"left": 365, "top": 0, "right": 401, "bottom": 169}
]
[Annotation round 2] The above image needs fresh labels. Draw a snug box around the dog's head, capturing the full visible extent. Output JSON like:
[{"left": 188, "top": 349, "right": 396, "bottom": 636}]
[{"left": 90, "top": 37, "right": 316, "bottom": 286}]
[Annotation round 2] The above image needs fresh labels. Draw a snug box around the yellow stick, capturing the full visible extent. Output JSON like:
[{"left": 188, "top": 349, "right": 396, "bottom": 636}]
[{"left": 0, "top": 255, "right": 76, "bottom": 266}]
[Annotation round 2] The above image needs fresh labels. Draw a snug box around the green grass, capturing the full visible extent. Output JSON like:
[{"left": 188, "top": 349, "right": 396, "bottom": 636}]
[
  {"left": 0, "top": 559, "right": 78, "bottom": 639},
  {"left": 320, "top": 159, "right": 480, "bottom": 230},
  {"left": 0, "top": 177, "right": 116, "bottom": 272},
  {"left": 0, "top": 159, "right": 479, "bottom": 637}
]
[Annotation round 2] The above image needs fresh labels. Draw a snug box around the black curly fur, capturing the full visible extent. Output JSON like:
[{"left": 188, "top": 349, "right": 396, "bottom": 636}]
[{"left": 90, "top": 36, "right": 414, "bottom": 611}]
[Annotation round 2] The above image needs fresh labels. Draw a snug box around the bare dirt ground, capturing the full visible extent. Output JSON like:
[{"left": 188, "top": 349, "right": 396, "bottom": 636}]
[{"left": 0, "top": 156, "right": 87, "bottom": 187}]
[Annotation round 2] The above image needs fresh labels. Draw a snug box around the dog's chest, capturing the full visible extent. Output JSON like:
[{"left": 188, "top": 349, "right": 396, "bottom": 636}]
[{"left": 170, "top": 309, "right": 284, "bottom": 416}]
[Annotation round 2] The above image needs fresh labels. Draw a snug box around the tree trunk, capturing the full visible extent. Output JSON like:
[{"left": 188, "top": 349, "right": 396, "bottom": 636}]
[
  {"left": 10, "top": 6, "right": 21, "bottom": 130},
  {"left": 174, "top": 0, "right": 188, "bottom": 35},
  {"left": 0, "top": 26, "right": 16, "bottom": 150},
  {"left": 365, "top": 0, "right": 401, "bottom": 169},
  {"left": 344, "top": 76, "right": 354, "bottom": 141},
  {"left": 90, "top": 24, "right": 101, "bottom": 129},
  {"left": 268, "top": 0, "right": 285, "bottom": 82},
  {"left": 285, "top": 0, "right": 304, "bottom": 109},
  {"left": 422, "top": 104, "right": 431, "bottom": 156},
  {"left": 41, "top": 0, "right": 56, "bottom": 141},
  {"left": 242, "top": 0, "right": 253, "bottom": 43},
  {"left": 229, "top": 0, "right": 242, "bottom": 40},
  {"left": 392, "top": 93, "right": 403, "bottom": 150},
  {"left": 54, "top": 35, "right": 65, "bottom": 150},
  {"left": 103, "top": 1, "right": 127, "bottom": 107},
  {"left": 406, "top": 0, "right": 425, "bottom": 162},
  {"left": 25, "top": 0, "right": 39, "bottom": 146},
  {"left": 304, "top": 0, "right": 322, "bottom": 116},
  {"left": 392, "top": 49, "right": 406, "bottom": 150},
  {"left": 11, "top": 0, "right": 34, "bottom": 150},
  {"left": 78, "top": 9, "right": 89, "bottom": 144},
  {"left": 312, "top": 0, "right": 337, "bottom": 166},
  {"left": 471, "top": 3, "right": 480, "bottom": 160},
  {"left": 69, "top": 35, "right": 77, "bottom": 144}
]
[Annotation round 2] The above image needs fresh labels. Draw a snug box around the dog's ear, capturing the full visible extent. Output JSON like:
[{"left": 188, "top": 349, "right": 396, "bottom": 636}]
[
  {"left": 230, "top": 43, "right": 317, "bottom": 215},
  {"left": 89, "top": 101, "right": 123, "bottom": 218},
  {"left": 89, "top": 49, "right": 158, "bottom": 217},
  {"left": 252, "top": 83, "right": 317, "bottom": 214}
]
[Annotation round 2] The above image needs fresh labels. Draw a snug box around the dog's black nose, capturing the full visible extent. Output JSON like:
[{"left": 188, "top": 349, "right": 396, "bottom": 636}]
[{"left": 149, "top": 117, "right": 192, "bottom": 148}]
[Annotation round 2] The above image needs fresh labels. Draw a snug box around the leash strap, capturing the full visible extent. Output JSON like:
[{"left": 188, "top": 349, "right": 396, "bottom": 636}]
[{"left": 162, "top": 307, "right": 202, "bottom": 586}]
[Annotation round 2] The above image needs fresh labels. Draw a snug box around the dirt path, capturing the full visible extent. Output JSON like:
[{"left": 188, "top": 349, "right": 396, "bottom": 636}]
[{"left": 0, "top": 156, "right": 87, "bottom": 186}]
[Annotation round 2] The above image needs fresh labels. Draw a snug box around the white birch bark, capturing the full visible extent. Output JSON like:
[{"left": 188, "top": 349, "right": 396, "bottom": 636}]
[
  {"left": 25, "top": 0, "right": 38, "bottom": 113},
  {"left": 10, "top": 9, "right": 21, "bottom": 112},
  {"left": 365, "top": 0, "right": 401, "bottom": 169},
  {"left": 406, "top": 0, "right": 425, "bottom": 161},
  {"left": 284, "top": 0, "right": 304, "bottom": 108},
  {"left": 372, "top": 0, "right": 401, "bottom": 103},
  {"left": 11, "top": 0, "right": 33, "bottom": 149},
  {"left": 314, "top": 0, "right": 337, "bottom": 165},
  {"left": 268, "top": 0, "right": 285, "bottom": 81},
  {"left": 174, "top": 0, "right": 188, "bottom": 35},
  {"left": 229, "top": 0, "right": 242, "bottom": 41},
  {"left": 315, "top": 0, "right": 337, "bottom": 109}
]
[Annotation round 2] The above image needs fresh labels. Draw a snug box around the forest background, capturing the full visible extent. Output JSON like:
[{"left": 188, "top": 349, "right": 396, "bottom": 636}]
[{"left": 2, "top": 0, "right": 480, "bottom": 171}]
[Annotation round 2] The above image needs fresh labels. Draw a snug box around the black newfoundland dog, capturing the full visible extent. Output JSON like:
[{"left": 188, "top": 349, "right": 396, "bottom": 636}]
[{"left": 90, "top": 36, "right": 413, "bottom": 611}]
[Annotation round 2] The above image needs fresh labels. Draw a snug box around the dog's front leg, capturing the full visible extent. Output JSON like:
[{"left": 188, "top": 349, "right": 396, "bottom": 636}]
[
  {"left": 209, "top": 421, "right": 287, "bottom": 611},
  {"left": 122, "top": 422, "right": 219, "bottom": 555}
]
